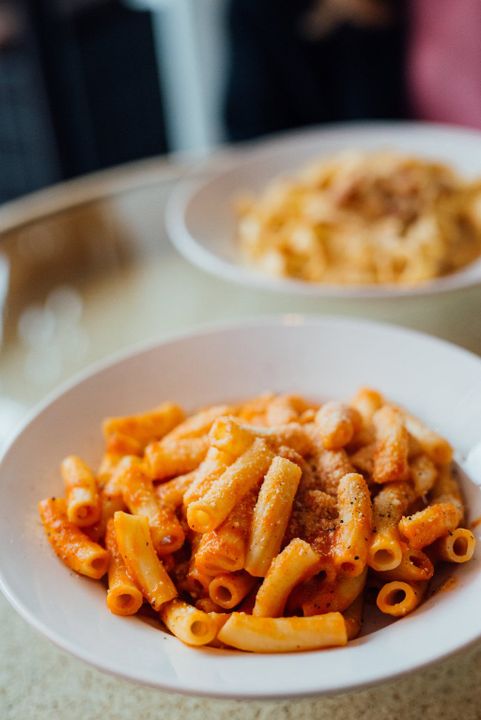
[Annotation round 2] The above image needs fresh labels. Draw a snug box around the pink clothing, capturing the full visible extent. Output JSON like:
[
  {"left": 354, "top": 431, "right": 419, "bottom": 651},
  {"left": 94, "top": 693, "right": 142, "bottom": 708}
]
[{"left": 409, "top": 0, "right": 481, "bottom": 129}]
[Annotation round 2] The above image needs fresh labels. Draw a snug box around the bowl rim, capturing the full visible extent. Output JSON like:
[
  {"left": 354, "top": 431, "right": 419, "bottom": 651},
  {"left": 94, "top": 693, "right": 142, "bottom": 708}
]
[{"left": 1, "top": 313, "right": 481, "bottom": 699}]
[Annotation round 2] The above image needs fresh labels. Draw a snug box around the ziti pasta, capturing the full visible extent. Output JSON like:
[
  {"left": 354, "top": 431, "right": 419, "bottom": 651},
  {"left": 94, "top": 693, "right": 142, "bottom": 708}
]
[
  {"left": 39, "top": 390, "right": 476, "bottom": 652},
  {"left": 236, "top": 151, "right": 481, "bottom": 285}
]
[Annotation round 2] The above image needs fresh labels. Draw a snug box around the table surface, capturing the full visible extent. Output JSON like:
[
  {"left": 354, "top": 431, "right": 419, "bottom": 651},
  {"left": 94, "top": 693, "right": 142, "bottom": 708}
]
[{"left": 1, "top": 155, "right": 481, "bottom": 720}]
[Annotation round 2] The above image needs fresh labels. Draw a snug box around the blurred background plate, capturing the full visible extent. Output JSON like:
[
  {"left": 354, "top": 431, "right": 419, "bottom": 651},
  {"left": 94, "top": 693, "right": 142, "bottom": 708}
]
[{"left": 166, "top": 122, "right": 481, "bottom": 298}]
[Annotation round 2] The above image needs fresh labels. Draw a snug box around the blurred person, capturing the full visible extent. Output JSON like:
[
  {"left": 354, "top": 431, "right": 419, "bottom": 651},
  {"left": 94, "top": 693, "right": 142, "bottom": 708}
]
[
  {"left": 302, "top": 0, "right": 393, "bottom": 38},
  {"left": 32, "top": 0, "right": 166, "bottom": 174},
  {"left": 225, "top": 0, "right": 481, "bottom": 141},
  {"left": 408, "top": 0, "right": 481, "bottom": 130},
  {"left": 224, "top": 0, "right": 407, "bottom": 141},
  {"left": 0, "top": 1, "right": 21, "bottom": 48},
  {"left": 55, "top": 0, "right": 114, "bottom": 15},
  {"left": 0, "top": 1, "right": 60, "bottom": 202},
  {"left": 0, "top": 0, "right": 166, "bottom": 202}
]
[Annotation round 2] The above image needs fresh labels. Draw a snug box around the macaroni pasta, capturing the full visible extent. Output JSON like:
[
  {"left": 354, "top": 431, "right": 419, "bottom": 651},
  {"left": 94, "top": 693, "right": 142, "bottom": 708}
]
[
  {"left": 39, "top": 388, "right": 476, "bottom": 653},
  {"left": 236, "top": 151, "right": 481, "bottom": 285}
]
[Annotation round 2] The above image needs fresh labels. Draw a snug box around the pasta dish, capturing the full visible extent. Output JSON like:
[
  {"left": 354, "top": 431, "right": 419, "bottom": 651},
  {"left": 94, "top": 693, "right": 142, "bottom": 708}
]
[
  {"left": 39, "top": 388, "right": 475, "bottom": 652},
  {"left": 236, "top": 151, "right": 481, "bottom": 285}
]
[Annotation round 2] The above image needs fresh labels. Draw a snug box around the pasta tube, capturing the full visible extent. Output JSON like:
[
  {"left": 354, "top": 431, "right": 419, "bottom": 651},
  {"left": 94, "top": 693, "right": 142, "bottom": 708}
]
[
  {"left": 210, "top": 417, "right": 313, "bottom": 458},
  {"left": 398, "top": 409, "right": 453, "bottom": 465},
  {"left": 348, "top": 388, "right": 384, "bottom": 449},
  {"left": 160, "top": 599, "right": 218, "bottom": 646},
  {"left": 103, "top": 457, "right": 132, "bottom": 496},
  {"left": 299, "top": 408, "right": 317, "bottom": 424},
  {"left": 104, "top": 432, "right": 143, "bottom": 457},
  {"left": 209, "top": 417, "right": 254, "bottom": 458},
  {"left": 349, "top": 443, "right": 375, "bottom": 477},
  {"left": 113, "top": 511, "right": 177, "bottom": 610},
  {"left": 183, "top": 447, "right": 232, "bottom": 506},
  {"left": 350, "top": 387, "right": 384, "bottom": 423},
  {"left": 195, "top": 597, "right": 225, "bottom": 614},
  {"left": 265, "top": 394, "right": 311, "bottom": 425},
  {"left": 97, "top": 451, "right": 123, "bottom": 488},
  {"left": 103, "top": 402, "right": 184, "bottom": 449},
  {"left": 208, "top": 611, "right": 230, "bottom": 639},
  {"left": 376, "top": 581, "right": 426, "bottom": 617},
  {"left": 368, "top": 481, "right": 415, "bottom": 571},
  {"left": 245, "top": 456, "right": 301, "bottom": 576},
  {"left": 251, "top": 423, "right": 314, "bottom": 456},
  {"left": 372, "top": 406, "right": 409, "bottom": 484},
  {"left": 84, "top": 489, "right": 126, "bottom": 543},
  {"left": 187, "top": 438, "right": 274, "bottom": 533},
  {"left": 333, "top": 473, "right": 372, "bottom": 577},
  {"left": 398, "top": 503, "right": 462, "bottom": 550},
  {"left": 315, "top": 402, "right": 361, "bottom": 450},
  {"left": 61, "top": 455, "right": 101, "bottom": 527},
  {"left": 178, "top": 564, "right": 213, "bottom": 599},
  {"left": 208, "top": 572, "right": 256, "bottom": 609},
  {"left": 410, "top": 454, "right": 438, "bottom": 498},
  {"left": 311, "top": 447, "right": 354, "bottom": 497},
  {"left": 430, "top": 463, "right": 464, "bottom": 516},
  {"left": 119, "top": 457, "right": 185, "bottom": 555},
  {"left": 193, "top": 490, "right": 256, "bottom": 574},
  {"left": 105, "top": 519, "right": 143, "bottom": 616},
  {"left": 433, "top": 528, "right": 476, "bottom": 563},
  {"left": 97, "top": 430, "right": 144, "bottom": 488},
  {"left": 253, "top": 539, "right": 320, "bottom": 617},
  {"left": 38, "top": 497, "right": 109, "bottom": 579},
  {"left": 236, "top": 393, "right": 274, "bottom": 424},
  {"left": 291, "top": 568, "right": 367, "bottom": 616},
  {"left": 375, "top": 545, "right": 434, "bottom": 582},
  {"left": 165, "top": 404, "right": 234, "bottom": 440},
  {"left": 145, "top": 436, "right": 209, "bottom": 481},
  {"left": 155, "top": 472, "right": 195, "bottom": 508},
  {"left": 217, "top": 612, "right": 347, "bottom": 652}
]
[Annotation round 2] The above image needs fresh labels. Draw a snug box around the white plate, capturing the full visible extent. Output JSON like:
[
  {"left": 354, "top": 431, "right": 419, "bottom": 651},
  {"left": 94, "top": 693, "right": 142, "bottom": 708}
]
[
  {"left": 167, "top": 122, "right": 481, "bottom": 298},
  {"left": 1, "top": 316, "right": 481, "bottom": 699}
]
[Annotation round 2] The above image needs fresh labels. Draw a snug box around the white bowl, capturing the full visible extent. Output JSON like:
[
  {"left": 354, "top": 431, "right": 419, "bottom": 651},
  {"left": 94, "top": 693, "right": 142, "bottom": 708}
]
[
  {"left": 1, "top": 316, "right": 481, "bottom": 698},
  {"left": 167, "top": 122, "right": 481, "bottom": 299}
]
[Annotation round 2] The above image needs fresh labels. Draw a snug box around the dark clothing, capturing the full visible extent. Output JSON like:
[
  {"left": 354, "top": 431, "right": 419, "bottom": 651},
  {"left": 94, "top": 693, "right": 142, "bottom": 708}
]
[{"left": 225, "top": 0, "right": 408, "bottom": 142}]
